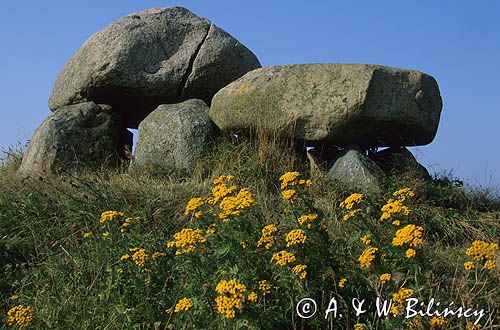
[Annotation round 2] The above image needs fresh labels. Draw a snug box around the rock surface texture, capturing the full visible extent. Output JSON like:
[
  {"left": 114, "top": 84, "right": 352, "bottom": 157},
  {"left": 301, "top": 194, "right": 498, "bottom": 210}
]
[
  {"left": 210, "top": 64, "right": 442, "bottom": 148},
  {"left": 327, "top": 148, "right": 385, "bottom": 194},
  {"left": 19, "top": 102, "right": 128, "bottom": 174},
  {"left": 48, "top": 6, "right": 261, "bottom": 128},
  {"left": 372, "top": 147, "right": 431, "bottom": 180},
  {"left": 131, "top": 99, "right": 215, "bottom": 172}
]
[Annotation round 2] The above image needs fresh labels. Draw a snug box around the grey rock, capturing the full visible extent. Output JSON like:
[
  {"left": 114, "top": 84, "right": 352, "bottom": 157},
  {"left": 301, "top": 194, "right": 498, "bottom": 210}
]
[
  {"left": 19, "top": 102, "right": 127, "bottom": 174},
  {"left": 210, "top": 64, "right": 442, "bottom": 148},
  {"left": 327, "top": 148, "right": 385, "bottom": 194},
  {"left": 372, "top": 147, "right": 431, "bottom": 180},
  {"left": 131, "top": 99, "right": 215, "bottom": 172},
  {"left": 49, "top": 6, "right": 261, "bottom": 128}
]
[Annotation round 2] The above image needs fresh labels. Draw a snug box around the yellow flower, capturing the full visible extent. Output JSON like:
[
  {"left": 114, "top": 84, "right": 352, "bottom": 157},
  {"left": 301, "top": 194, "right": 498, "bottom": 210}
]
[
  {"left": 7, "top": 305, "right": 33, "bottom": 329},
  {"left": 466, "top": 240, "right": 498, "bottom": 262},
  {"left": 174, "top": 297, "right": 193, "bottom": 313},
  {"left": 116, "top": 268, "right": 123, "bottom": 273},
  {"left": 102, "top": 231, "right": 110, "bottom": 237},
  {"left": 83, "top": 232, "right": 92, "bottom": 238},
  {"left": 271, "top": 250, "right": 296, "bottom": 266},
  {"left": 247, "top": 292, "right": 258, "bottom": 302},
  {"left": 99, "top": 210, "right": 124, "bottom": 224},
  {"left": 292, "top": 264, "right": 307, "bottom": 280},
  {"left": 10, "top": 294, "right": 19, "bottom": 301},
  {"left": 361, "top": 235, "right": 372, "bottom": 245},
  {"left": 218, "top": 188, "right": 255, "bottom": 221},
  {"left": 259, "top": 280, "right": 272, "bottom": 295},
  {"left": 380, "top": 198, "right": 410, "bottom": 221},
  {"left": 257, "top": 224, "right": 278, "bottom": 249},
  {"left": 354, "top": 324, "right": 366, "bottom": 330},
  {"left": 393, "top": 224, "right": 424, "bottom": 247},
  {"left": 297, "top": 213, "right": 318, "bottom": 226},
  {"left": 281, "top": 189, "right": 298, "bottom": 202},
  {"left": 406, "top": 248, "right": 416, "bottom": 259},
  {"left": 406, "top": 316, "right": 422, "bottom": 329},
  {"left": 484, "top": 259, "right": 496, "bottom": 270},
  {"left": 240, "top": 240, "right": 248, "bottom": 249},
  {"left": 184, "top": 197, "right": 206, "bottom": 216},
  {"left": 343, "top": 208, "right": 361, "bottom": 221},
  {"left": 167, "top": 228, "right": 207, "bottom": 255},
  {"left": 464, "top": 261, "right": 475, "bottom": 271},
  {"left": 209, "top": 175, "right": 237, "bottom": 204},
  {"left": 392, "top": 220, "right": 401, "bottom": 226},
  {"left": 285, "top": 229, "right": 307, "bottom": 247},
  {"left": 338, "top": 278, "right": 347, "bottom": 288},
  {"left": 393, "top": 188, "right": 415, "bottom": 202},
  {"left": 390, "top": 288, "right": 414, "bottom": 315},
  {"left": 206, "top": 223, "right": 216, "bottom": 234},
  {"left": 120, "top": 254, "right": 130, "bottom": 261},
  {"left": 279, "top": 171, "right": 300, "bottom": 189},
  {"left": 215, "top": 278, "right": 247, "bottom": 319},
  {"left": 430, "top": 316, "right": 447, "bottom": 328},
  {"left": 359, "top": 247, "right": 378, "bottom": 268},
  {"left": 340, "top": 193, "right": 364, "bottom": 210},
  {"left": 379, "top": 273, "right": 392, "bottom": 283},
  {"left": 128, "top": 247, "right": 163, "bottom": 269}
]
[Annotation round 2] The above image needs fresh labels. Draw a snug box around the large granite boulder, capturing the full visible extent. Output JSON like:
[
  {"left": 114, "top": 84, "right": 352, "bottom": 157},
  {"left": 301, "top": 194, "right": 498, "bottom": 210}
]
[
  {"left": 327, "top": 148, "right": 385, "bottom": 194},
  {"left": 131, "top": 99, "right": 215, "bottom": 172},
  {"left": 49, "top": 6, "right": 261, "bottom": 128},
  {"left": 19, "top": 102, "right": 130, "bottom": 174},
  {"left": 210, "top": 64, "right": 442, "bottom": 148}
]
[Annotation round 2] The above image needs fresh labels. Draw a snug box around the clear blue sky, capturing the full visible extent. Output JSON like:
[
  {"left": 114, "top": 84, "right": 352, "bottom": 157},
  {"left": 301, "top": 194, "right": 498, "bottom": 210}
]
[{"left": 0, "top": 1, "right": 498, "bottom": 187}]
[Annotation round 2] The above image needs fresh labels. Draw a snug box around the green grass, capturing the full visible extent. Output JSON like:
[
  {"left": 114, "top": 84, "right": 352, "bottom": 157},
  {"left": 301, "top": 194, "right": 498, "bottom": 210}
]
[{"left": 0, "top": 136, "right": 498, "bottom": 329}]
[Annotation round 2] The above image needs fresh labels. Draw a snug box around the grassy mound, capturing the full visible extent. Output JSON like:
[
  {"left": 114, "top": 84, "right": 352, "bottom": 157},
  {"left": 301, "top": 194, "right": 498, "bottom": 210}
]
[{"left": 0, "top": 136, "right": 498, "bottom": 329}]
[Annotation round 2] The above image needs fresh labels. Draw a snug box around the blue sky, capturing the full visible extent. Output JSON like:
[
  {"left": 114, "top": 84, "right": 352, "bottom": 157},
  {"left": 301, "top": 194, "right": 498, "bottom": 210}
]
[{"left": 0, "top": 1, "right": 498, "bottom": 186}]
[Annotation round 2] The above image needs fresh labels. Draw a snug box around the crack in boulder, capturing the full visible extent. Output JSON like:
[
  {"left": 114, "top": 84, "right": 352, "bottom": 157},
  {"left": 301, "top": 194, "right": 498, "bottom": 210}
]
[{"left": 178, "top": 23, "right": 212, "bottom": 100}]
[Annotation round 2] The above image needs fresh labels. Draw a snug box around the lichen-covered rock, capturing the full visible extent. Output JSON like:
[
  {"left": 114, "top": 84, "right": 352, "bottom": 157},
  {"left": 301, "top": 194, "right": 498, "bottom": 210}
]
[
  {"left": 131, "top": 99, "right": 215, "bottom": 172},
  {"left": 49, "top": 6, "right": 261, "bottom": 128},
  {"left": 210, "top": 64, "right": 442, "bottom": 148},
  {"left": 372, "top": 147, "right": 431, "bottom": 180},
  {"left": 326, "top": 148, "right": 385, "bottom": 194},
  {"left": 19, "top": 102, "right": 128, "bottom": 174}
]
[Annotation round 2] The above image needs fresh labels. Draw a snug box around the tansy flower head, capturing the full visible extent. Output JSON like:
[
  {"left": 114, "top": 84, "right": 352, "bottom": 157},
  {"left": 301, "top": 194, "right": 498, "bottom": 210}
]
[
  {"left": 247, "top": 292, "right": 258, "bottom": 302},
  {"left": 257, "top": 224, "right": 278, "bottom": 249},
  {"left": 359, "top": 247, "right": 378, "bottom": 268},
  {"left": 174, "top": 297, "right": 193, "bottom": 313},
  {"left": 406, "top": 248, "right": 416, "bottom": 259},
  {"left": 167, "top": 228, "right": 207, "bottom": 255},
  {"left": 285, "top": 229, "right": 307, "bottom": 247},
  {"left": 379, "top": 273, "right": 392, "bottom": 283},
  {"left": 297, "top": 213, "right": 318, "bottom": 226},
  {"left": 259, "top": 280, "right": 272, "bottom": 295},
  {"left": 361, "top": 235, "right": 372, "bottom": 245},
  {"left": 393, "top": 224, "right": 423, "bottom": 247},
  {"left": 7, "top": 305, "right": 33, "bottom": 329},
  {"left": 99, "top": 210, "right": 124, "bottom": 224},
  {"left": 340, "top": 193, "right": 364, "bottom": 210},
  {"left": 292, "top": 264, "right": 307, "bottom": 280},
  {"left": 281, "top": 189, "right": 298, "bottom": 203},
  {"left": 271, "top": 250, "right": 296, "bottom": 266},
  {"left": 338, "top": 278, "right": 347, "bottom": 288},
  {"left": 464, "top": 261, "right": 475, "bottom": 271}
]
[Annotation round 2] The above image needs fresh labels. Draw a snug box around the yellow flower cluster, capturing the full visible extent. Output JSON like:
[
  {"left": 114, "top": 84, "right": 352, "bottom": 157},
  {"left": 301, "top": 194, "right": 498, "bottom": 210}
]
[
  {"left": 465, "top": 240, "right": 498, "bottom": 270},
  {"left": 380, "top": 199, "right": 410, "bottom": 221},
  {"left": 206, "top": 223, "right": 216, "bottom": 234},
  {"left": 271, "top": 250, "right": 296, "bottom": 266},
  {"left": 359, "top": 247, "right": 378, "bottom": 268},
  {"left": 406, "top": 316, "right": 422, "bottom": 329},
  {"left": 7, "top": 305, "right": 33, "bottom": 329},
  {"left": 174, "top": 297, "right": 193, "bottom": 313},
  {"left": 210, "top": 175, "right": 236, "bottom": 204},
  {"left": 285, "top": 229, "right": 307, "bottom": 247},
  {"left": 297, "top": 213, "right": 318, "bottom": 228},
  {"left": 215, "top": 278, "right": 247, "bottom": 319},
  {"left": 127, "top": 247, "right": 164, "bottom": 271},
  {"left": 167, "top": 228, "right": 207, "bottom": 255},
  {"left": 343, "top": 209, "right": 362, "bottom": 221},
  {"left": 390, "top": 288, "right": 414, "bottom": 315},
  {"left": 406, "top": 248, "right": 416, "bottom": 259},
  {"left": 292, "top": 264, "right": 307, "bottom": 280},
  {"left": 247, "top": 292, "right": 258, "bottom": 302},
  {"left": 430, "top": 316, "right": 448, "bottom": 328},
  {"left": 279, "top": 172, "right": 311, "bottom": 189},
  {"left": 464, "top": 261, "right": 475, "bottom": 271},
  {"left": 218, "top": 188, "right": 254, "bottom": 221},
  {"left": 338, "top": 278, "right": 347, "bottom": 288},
  {"left": 83, "top": 232, "right": 92, "bottom": 238},
  {"left": 354, "top": 324, "right": 366, "bottom": 330},
  {"left": 392, "top": 188, "right": 415, "bottom": 202},
  {"left": 361, "top": 235, "right": 372, "bottom": 245},
  {"left": 259, "top": 280, "right": 271, "bottom": 295},
  {"left": 392, "top": 224, "right": 423, "bottom": 247},
  {"left": 281, "top": 189, "right": 298, "bottom": 203},
  {"left": 184, "top": 197, "right": 206, "bottom": 216},
  {"left": 340, "top": 193, "right": 364, "bottom": 210},
  {"left": 257, "top": 224, "right": 278, "bottom": 249},
  {"left": 379, "top": 273, "right": 392, "bottom": 283},
  {"left": 99, "top": 210, "right": 124, "bottom": 224}
]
